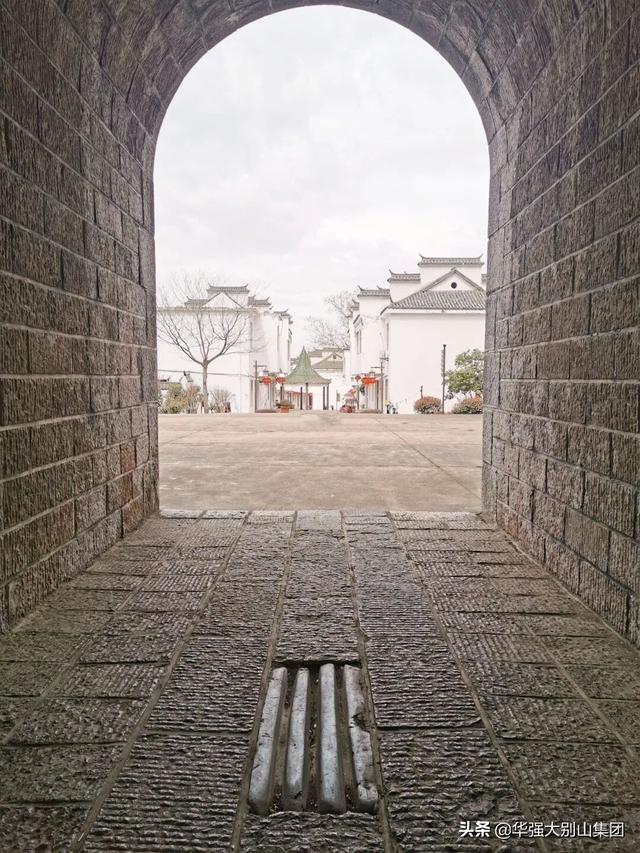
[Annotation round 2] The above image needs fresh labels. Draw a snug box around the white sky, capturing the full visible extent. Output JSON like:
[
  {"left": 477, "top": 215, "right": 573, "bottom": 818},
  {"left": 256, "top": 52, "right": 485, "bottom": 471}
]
[{"left": 154, "top": 6, "right": 489, "bottom": 346}]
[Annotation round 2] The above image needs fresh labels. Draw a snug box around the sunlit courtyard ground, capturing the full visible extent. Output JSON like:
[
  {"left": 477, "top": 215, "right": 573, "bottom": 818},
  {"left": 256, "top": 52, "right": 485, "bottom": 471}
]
[{"left": 159, "top": 411, "right": 482, "bottom": 511}]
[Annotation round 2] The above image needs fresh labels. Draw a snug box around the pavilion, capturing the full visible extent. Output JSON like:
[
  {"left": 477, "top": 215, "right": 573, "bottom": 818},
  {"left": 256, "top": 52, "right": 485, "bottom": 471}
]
[{"left": 284, "top": 348, "right": 331, "bottom": 410}]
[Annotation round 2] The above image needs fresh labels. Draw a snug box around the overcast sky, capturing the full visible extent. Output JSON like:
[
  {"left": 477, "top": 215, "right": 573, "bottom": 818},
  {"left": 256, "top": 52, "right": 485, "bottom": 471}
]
[{"left": 154, "top": 6, "right": 489, "bottom": 344}]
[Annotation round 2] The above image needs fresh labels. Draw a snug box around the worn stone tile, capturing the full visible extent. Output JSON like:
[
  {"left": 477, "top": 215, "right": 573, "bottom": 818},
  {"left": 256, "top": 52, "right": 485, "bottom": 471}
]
[
  {"left": 123, "top": 591, "right": 202, "bottom": 612},
  {"left": 543, "top": 637, "right": 638, "bottom": 666},
  {"left": 502, "top": 742, "right": 640, "bottom": 804},
  {"left": 380, "top": 730, "right": 521, "bottom": 849},
  {"left": 366, "top": 638, "right": 480, "bottom": 729},
  {"left": 489, "top": 578, "right": 561, "bottom": 596},
  {"left": 448, "top": 633, "right": 552, "bottom": 663},
  {"left": 438, "top": 612, "right": 529, "bottom": 633},
  {"left": 79, "top": 633, "right": 177, "bottom": 663},
  {"left": 277, "top": 595, "right": 358, "bottom": 661},
  {"left": 0, "top": 697, "right": 34, "bottom": 737},
  {"left": 565, "top": 666, "right": 640, "bottom": 700},
  {"left": 124, "top": 518, "right": 197, "bottom": 546},
  {"left": 139, "top": 573, "right": 212, "bottom": 592},
  {"left": 0, "top": 633, "right": 79, "bottom": 661},
  {"left": 0, "top": 805, "right": 87, "bottom": 852},
  {"left": 103, "top": 611, "right": 191, "bottom": 636},
  {"left": 55, "top": 663, "right": 165, "bottom": 698},
  {"left": 0, "top": 662, "right": 60, "bottom": 696},
  {"left": 9, "top": 698, "right": 144, "bottom": 744},
  {"left": 240, "top": 813, "right": 384, "bottom": 851},
  {"left": 44, "top": 589, "right": 130, "bottom": 611},
  {"left": 484, "top": 696, "right": 616, "bottom": 742},
  {"left": 88, "top": 559, "right": 158, "bottom": 576},
  {"left": 69, "top": 573, "right": 140, "bottom": 591},
  {"left": 148, "top": 636, "right": 266, "bottom": 731},
  {"left": 275, "top": 623, "right": 359, "bottom": 663},
  {"left": 82, "top": 732, "right": 245, "bottom": 850},
  {"left": 0, "top": 744, "right": 121, "bottom": 801},
  {"left": 84, "top": 800, "right": 233, "bottom": 851},
  {"left": 196, "top": 582, "right": 278, "bottom": 638},
  {"left": 15, "top": 609, "right": 112, "bottom": 634},
  {"left": 596, "top": 701, "right": 640, "bottom": 744},
  {"left": 516, "top": 614, "right": 610, "bottom": 636},
  {"left": 463, "top": 660, "right": 578, "bottom": 699},
  {"left": 160, "top": 509, "right": 204, "bottom": 519},
  {"left": 357, "top": 597, "right": 439, "bottom": 637},
  {"left": 428, "top": 589, "right": 573, "bottom": 614}
]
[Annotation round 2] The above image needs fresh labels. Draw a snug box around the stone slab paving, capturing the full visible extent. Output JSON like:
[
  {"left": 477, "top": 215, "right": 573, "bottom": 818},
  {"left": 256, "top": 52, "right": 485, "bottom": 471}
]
[{"left": 0, "top": 511, "right": 639, "bottom": 850}]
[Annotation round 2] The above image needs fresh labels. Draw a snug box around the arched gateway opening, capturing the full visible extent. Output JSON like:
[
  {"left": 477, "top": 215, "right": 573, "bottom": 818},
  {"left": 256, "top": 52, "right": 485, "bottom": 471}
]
[
  {"left": 1, "top": 1, "right": 638, "bottom": 639},
  {"left": 1, "top": 3, "right": 639, "bottom": 848}
]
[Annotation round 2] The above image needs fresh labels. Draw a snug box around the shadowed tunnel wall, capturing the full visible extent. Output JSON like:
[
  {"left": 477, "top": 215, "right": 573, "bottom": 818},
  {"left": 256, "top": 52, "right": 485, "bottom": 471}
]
[{"left": 0, "top": 0, "right": 638, "bottom": 638}]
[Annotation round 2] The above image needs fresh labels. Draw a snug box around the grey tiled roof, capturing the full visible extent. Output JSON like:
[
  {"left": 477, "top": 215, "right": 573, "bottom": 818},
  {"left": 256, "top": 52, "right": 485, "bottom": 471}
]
[
  {"left": 386, "top": 289, "right": 486, "bottom": 311},
  {"left": 387, "top": 272, "right": 420, "bottom": 281},
  {"left": 418, "top": 255, "right": 483, "bottom": 265},
  {"left": 358, "top": 287, "right": 390, "bottom": 296}
]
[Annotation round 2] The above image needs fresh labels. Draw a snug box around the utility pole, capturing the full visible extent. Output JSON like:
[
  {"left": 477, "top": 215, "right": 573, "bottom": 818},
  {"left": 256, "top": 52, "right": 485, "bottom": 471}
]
[
  {"left": 441, "top": 344, "right": 447, "bottom": 413},
  {"left": 253, "top": 360, "right": 258, "bottom": 412}
]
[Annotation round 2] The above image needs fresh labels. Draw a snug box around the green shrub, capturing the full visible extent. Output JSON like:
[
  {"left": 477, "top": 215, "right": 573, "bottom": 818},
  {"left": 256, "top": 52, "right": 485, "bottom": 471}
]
[
  {"left": 452, "top": 394, "right": 483, "bottom": 414},
  {"left": 413, "top": 395, "right": 442, "bottom": 414}
]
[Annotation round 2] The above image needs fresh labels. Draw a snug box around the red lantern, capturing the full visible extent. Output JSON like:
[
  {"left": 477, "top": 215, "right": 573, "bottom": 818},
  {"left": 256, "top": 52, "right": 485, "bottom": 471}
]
[
  {"left": 260, "top": 375, "right": 272, "bottom": 385},
  {"left": 276, "top": 374, "right": 286, "bottom": 384}
]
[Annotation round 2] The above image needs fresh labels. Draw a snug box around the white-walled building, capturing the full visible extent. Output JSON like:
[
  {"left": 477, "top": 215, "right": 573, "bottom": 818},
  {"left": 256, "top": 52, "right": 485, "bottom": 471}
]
[
  {"left": 157, "top": 284, "right": 293, "bottom": 413},
  {"left": 308, "top": 347, "right": 352, "bottom": 409},
  {"left": 348, "top": 255, "right": 486, "bottom": 414}
]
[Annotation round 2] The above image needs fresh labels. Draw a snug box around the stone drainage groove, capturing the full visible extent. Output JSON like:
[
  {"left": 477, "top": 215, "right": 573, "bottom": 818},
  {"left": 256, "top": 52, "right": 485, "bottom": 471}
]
[{"left": 247, "top": 663, "right": 378, "bottom": 815}]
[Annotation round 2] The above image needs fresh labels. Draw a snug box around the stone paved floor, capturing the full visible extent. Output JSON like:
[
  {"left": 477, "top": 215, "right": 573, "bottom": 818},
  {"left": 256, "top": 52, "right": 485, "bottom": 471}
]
[
  {"left": 1, "top": 511, "right": 640, "bottom": 851},
  {"left": 158, "top": 412, "right": 482, "bottom": 511}
]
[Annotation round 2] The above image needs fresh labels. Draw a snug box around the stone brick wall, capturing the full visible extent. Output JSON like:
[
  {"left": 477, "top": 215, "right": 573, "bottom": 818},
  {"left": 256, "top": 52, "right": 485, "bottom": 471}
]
[
  {"left": 480, "top": 0, "right": 640, "bottom": 644},
  {"left": 0, "top": 0, "right": 637, "bottom": 640}
]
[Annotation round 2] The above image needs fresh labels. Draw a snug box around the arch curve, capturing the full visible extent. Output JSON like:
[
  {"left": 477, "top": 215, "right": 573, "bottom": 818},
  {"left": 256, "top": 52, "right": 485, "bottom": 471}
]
[{"left": 0, "top": 0, "right": 638, "bottom": 644}]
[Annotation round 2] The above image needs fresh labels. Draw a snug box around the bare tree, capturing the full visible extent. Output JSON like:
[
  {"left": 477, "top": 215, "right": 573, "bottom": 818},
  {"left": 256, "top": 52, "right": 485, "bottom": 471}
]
[
  {"left": 209, "top": 386, "right": 233, "bottom": 413},
  {"left": 304, "top": 289, "right": 355, "bottom": 350},
  {"left": 157, "top": 272, "right": 252, "bottom": 412}
]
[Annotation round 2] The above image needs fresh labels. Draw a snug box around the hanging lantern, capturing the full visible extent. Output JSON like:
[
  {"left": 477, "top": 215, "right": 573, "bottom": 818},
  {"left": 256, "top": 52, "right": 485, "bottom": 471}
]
[
  {"left": 276, "top": 373, "right": 286, "bottom": 384},
  {"left": 260, "top": 375, "right": 272, "bottom": 385}
]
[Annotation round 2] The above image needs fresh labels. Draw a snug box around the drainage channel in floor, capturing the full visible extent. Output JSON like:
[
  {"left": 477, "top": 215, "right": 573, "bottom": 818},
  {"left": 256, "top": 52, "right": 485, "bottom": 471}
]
[{"left": 248, "top": 663, "right": 378, "bottom": 816}]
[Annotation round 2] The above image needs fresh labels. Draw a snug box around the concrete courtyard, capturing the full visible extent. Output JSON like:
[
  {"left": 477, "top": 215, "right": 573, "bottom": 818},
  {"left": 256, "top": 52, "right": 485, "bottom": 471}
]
[{"left": 159, "top": 412, "right": 482, "bottom": 511}]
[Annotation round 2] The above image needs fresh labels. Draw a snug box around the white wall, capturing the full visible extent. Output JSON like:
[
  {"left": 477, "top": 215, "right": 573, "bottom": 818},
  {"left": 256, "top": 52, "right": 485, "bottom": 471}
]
[
  {"left": 386, "top": 312, "right": 485, "bottom": 414},
  {"left": 157, "top": 307, "right": 292, "bottom": 413},
  {"left": 418, "top": 262, "right": 483, "bottom": 287}
]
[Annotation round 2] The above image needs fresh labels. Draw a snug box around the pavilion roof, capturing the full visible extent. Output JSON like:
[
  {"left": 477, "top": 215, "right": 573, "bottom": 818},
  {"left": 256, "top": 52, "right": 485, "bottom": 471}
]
[{"left": 285, "top": 347, "right": 330, "bottom": 385}]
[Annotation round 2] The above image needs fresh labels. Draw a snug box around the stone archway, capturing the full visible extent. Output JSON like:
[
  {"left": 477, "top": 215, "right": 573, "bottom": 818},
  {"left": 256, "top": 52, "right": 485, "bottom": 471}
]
[{"left": 0, "top": 0, "right": 638, "bottom": 640}]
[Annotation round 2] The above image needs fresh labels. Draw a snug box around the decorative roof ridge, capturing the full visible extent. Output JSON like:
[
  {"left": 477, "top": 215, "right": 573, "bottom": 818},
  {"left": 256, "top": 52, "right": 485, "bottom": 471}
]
[
  {"left": 206, "top": 284, "right": 250, "bottom": 293},
  {"left": 358, "top": 286, "right": 391, "bottom": 296},
  {"left": 418, "top": 254, "right": 483, "bottom": 265},
  {"left": 387, "top": 271, "right": 420, "bottom": 280}
]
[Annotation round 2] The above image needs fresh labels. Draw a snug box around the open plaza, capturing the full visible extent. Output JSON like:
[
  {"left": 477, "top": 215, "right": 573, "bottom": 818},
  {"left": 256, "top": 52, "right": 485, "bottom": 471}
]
[{"left": 158, "top": 411, "right": 483, "bottom": 512}]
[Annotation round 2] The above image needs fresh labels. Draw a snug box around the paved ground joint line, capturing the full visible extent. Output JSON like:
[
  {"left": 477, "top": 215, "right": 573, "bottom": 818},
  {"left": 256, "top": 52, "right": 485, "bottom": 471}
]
[
  {"left": 381, "top": 421, "right": 481, "bottom": 501},
  {"left": 388, "top": 513, "right": 551, "bottom": 853},
  {"left": 70, "top": 514, "right": 252, "bottom": 851},
  {"left": 230, "top": 512, "right": 299, "bottom": 850},
  {"left": 341, "top": 511, "right": 396, "bottom": 853}
]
